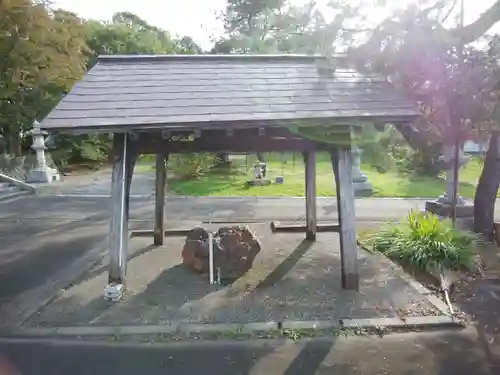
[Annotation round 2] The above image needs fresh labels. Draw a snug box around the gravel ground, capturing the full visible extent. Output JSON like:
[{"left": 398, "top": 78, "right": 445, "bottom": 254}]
[
  {"left": 27, "top": 225, "right": 441, "bottom": 328},
  {"left": 450, "top": 243, "right": 500, "bottom": 366}
]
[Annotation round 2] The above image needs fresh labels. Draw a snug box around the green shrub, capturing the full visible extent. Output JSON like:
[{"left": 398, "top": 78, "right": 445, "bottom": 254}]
[
  {"left": 49, "top": 134, "right": 111, "bottom": 171},
  {"left": 400, "top": 144, "right": 443, "bottom": 177},
  {"left": 169, "top": 153, "right": 217, "bottom": 180},
  {"left": 364, "top": 211, "right": 480, "bottom": 273}
]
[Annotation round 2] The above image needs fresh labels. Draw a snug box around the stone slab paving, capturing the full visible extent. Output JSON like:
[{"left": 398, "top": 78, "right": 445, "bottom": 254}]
[
  {"left": 27, "top": 225, "right": 441, "bottom": 328},
  {"left": 0, "top": 194, "right": 426, "bottom": 222},
  {"left": 36, "top": 165, "right": 157, "bottom": 197}
]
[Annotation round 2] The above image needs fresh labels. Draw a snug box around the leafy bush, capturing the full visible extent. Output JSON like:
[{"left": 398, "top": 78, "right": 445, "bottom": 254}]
[
  {"left": 169, "top": 153, "right": 217, "bottom": 180},
  {"left": 357, "top": 125, "right": 414, "bottom": 173},
  {"left": 364, "top": 211, "right": 479, "bottom": 273},
  {"left": 401, "top": 143, "right": 443, "bottom": 177},
  {"left": 48, "top": 134, "right": 111, "bottom": 171}
]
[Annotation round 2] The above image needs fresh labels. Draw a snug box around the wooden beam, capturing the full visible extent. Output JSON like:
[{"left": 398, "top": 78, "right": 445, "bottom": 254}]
[
  {"left": 303, "top": 151, "right": 317, "bottom": 241},
  {"left": 270, "top": 221, "right": 339, "bottom": 233},
  {"left": 154, "top": 150, "right": 169, "bottom": 245},
  {"left": 138, "top": 137, "right": 320, "bottom": 154},
  {"left": 331, "top": 147, "right": 359, "bottom": 291},
  {"left": 135, "top": 126, "right": 354, "bottom": 154},
  {"left": 108, "top": 133, "right": 137, "bottom": 285}
]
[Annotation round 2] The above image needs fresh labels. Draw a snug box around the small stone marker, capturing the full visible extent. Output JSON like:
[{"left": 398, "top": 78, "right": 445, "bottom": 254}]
[{"left": 103, "top": 283, "right": 124, "bottom": 302}]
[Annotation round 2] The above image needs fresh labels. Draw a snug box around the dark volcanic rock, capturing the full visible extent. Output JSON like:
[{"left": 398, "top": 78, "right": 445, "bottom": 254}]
[
  {"left": 182, "top": 227, "right": 210, "bottom": 273},
  {"left": 182, "top": 226, "right": 261, "bottom": 281}
]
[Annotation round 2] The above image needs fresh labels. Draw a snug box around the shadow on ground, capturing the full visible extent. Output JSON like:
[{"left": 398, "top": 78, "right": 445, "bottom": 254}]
[
  {"left": 0, "top": 213, "right": 109, "bottom": 305},
  {"left": 0, "top": 328, "right": 497, "bottom": 375},
  {"left": 28, "top": 229, "right": 441, "bottom": 327}
]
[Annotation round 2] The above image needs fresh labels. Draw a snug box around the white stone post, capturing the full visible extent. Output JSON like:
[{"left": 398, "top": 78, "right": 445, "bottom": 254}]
[
  {"left": 351, "top": 146, "right": 373, "bottom": 196},
  {"left": 27, "top": 122, "right": 60, "bottom": 183}
]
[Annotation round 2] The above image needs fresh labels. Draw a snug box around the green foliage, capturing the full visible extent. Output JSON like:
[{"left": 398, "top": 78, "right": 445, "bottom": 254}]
[
  {"left": 169, "top": 154, "right": 217, "bottom": 180},
  {"left": 49, "top": 134, "right": 111, "bottom": 171},
  {"left": 0, "top": 3, "right": 203, "bottom": 167},
  {"left": 402, "top": 143, "right": 443, "bottom": 177},
  {"left": 213, "top": 0, "right": 345, "bottom": 54},
  {"left": 0, "top": 0, "right": 90, "bottom": 155},
  {"left": 85, "top": 12, "right": 178, "bottom": 67},
  {"left": 357, "top": 125, "right": 408, "bottom": 173},
  {"left": 365, "top": 211, "right": 479, "bottom": 273},
  {"left": 48, "top": 11, "right": 202, "bottom": 169}
]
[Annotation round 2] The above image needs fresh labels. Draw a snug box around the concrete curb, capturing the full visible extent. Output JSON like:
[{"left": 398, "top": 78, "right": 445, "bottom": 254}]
[
  {"left": 368, "top": 251, "right": 452, "bottom": 316},
  {"left": 0, "top": 190, "right": 31, "bottom": 202},
  {"left": 3, "top": 315, "right": 463, "bottom": 339},
  {"left": 44, "top": 194, "right": 153, "bottom": 199},
  {"left": 171, "top": 196, "right": 431, "bottom": 201},
  {"left": 203, "top": 218, "right": 390, "bottom": 224},
  {"left": 4, "top": 322, "right": 279, "bottom": 338},
  {"left": 340, "top": 316, "right": 460, "bottom": 330}
]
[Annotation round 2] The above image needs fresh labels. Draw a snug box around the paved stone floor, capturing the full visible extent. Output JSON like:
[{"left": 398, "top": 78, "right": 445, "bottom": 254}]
[{"left": 28, "top": 225, "right": 440, "bottom": 327}]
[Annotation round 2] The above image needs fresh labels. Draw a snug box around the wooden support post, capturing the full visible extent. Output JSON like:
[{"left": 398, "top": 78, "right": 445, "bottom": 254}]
[
  {"left": 154, "top": 151, "right": 169, "bottom": 245},
  {"left": 108, "top": 133, "right": 137, "bottom": 287},
  {"left": 303, "top": 151, "right": 317, "bottom": 241},
  {"left": 331, "top": 147, "right": 359, "bottom": 291}
]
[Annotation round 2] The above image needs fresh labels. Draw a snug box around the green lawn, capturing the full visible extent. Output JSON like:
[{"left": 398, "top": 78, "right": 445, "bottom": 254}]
[{"left": 165, "top": 152, "right": 484, "bottom": 198}]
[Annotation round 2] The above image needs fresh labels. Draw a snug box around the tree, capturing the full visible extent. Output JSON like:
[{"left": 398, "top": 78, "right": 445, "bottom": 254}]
[
  {"left": 212, "top": 0, "right": 500, "bottom": 238},
  {"left": 212, "top": 0, "right": 341, "bottom": 54},
  {"left": 0, "top": 0, "right": 89, "bottom": 155},
  {"left": 49, "top": 11, "right": 205, "bottom": 170},
  {"left": 339, "top": 1, "right": 500, "bottom": 238},
  {"left": 176, "top": 36, "right": 203, "bottom": 54},
  {"left": 85, "top": 12, "right": 177, "bottom": 67}
]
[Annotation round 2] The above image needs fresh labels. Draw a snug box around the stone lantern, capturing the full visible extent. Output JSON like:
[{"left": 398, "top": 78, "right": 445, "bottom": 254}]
[
  {"left": 351, "top": 146, "right": 373, "bottom": 196},
  {"left": 27, "top": 122, "right": 60, "bottom": 183}
]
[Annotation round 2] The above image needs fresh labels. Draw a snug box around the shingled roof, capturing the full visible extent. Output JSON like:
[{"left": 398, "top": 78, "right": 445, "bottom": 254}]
[{"left": 40, "top": 54, "right": 420, "bottom": 133}]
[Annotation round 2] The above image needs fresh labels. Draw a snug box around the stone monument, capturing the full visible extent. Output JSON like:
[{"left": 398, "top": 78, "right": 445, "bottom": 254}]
[
  {"left": 27, "top": 122, "right": 60, "bottom": 184},
  {"left": 246, "top": 162, "right": 271, "bottom": 186},
  {"left": 351, "top": 146, "right": 373, "bottom": 196}
]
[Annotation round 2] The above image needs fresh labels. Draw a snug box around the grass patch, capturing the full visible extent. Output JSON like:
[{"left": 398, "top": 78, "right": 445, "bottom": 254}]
[
  {"left": 359, "top": 211, "right": 480, "bottom": 275},
  {"left": 166, "top": 152, "right": 484, "bottom": 198}
]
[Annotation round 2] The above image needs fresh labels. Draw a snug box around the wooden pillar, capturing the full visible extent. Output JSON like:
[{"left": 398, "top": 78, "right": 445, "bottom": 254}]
[
  {"left": 303, "top": 151, "right": 317, "bottom": 241},
  {"left": 331, "top": 147, "right": 359, "bottom": 291},
  {"left": 108, "top": 133, "right": 137, "bottom": 285},
  {"left": 154, "top": 151, "right": 169, "bottom": 245}
]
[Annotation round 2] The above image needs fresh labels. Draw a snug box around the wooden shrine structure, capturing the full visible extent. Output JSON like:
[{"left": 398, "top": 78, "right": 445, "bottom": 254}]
[{"left": 40, "top": 54, "right": 419, "bottom": 296}]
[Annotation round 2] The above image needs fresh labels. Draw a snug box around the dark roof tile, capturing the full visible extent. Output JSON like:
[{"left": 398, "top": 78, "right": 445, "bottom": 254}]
[{"left": 40, "top": 54, "right": 419, "bottom": 132}]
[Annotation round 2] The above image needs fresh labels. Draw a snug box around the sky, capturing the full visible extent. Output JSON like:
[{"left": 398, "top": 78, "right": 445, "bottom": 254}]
[{"left": 50, "top": 0, "right": 499, "bottom": 50}]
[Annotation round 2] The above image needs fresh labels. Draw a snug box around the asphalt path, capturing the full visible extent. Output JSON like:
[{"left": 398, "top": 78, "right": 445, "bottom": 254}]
[{"left": 0, "top": 328, "right": 496, "bottom": 375}]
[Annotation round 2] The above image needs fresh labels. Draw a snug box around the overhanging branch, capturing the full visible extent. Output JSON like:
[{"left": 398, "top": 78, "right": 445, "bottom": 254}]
[{"left": 448, "top": 0, "right": 500, "bottom": 44}]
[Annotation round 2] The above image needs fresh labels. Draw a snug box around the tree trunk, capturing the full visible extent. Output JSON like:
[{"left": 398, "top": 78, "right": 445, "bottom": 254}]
[
  {"left": 474, "top": 133, "right": 500, "bottom": 242},
  {"left": 6, "top": 131, "right": 22, "bottom": 156}
]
